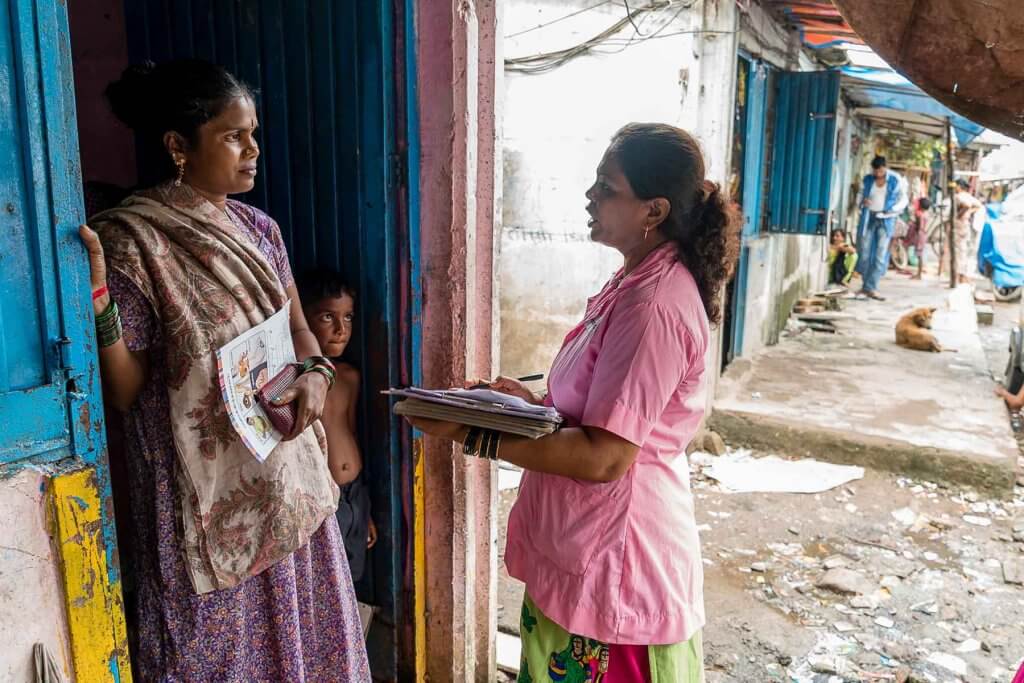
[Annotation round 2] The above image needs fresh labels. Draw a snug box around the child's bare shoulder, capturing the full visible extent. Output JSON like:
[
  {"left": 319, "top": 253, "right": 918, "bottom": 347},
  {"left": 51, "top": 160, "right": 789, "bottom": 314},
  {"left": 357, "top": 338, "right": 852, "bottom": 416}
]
[
  {"left": 334, "top": 361, "right": 360, "bottom": 389},
  {"left": 325, "top": 362, "right": 359, "bottom": 404},
  {"left": 322, "top": 363, "right": 358, "bottom": 411}
]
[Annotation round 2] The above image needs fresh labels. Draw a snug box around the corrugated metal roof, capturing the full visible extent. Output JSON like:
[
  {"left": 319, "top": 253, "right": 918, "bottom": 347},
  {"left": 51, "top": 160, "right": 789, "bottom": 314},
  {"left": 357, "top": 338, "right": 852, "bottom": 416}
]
[{"left": 764, "top": 0, "right": 863, "bottom": 48}]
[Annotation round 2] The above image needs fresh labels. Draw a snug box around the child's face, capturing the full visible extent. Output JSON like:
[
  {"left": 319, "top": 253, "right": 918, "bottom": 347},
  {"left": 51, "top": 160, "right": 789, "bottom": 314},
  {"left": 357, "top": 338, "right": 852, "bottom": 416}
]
[
  {"left": 831, "top": 232, "right": 845, "bottom": 246},
  {"left": 307, "top": 293, "right": 355, "bottom": 358}
]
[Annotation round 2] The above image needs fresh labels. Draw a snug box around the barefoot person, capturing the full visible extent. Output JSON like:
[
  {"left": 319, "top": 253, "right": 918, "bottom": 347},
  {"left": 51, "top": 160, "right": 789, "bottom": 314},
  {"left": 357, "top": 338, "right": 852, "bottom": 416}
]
[{"left": 298, "top": 268, "right": 378, "bottom": 584}]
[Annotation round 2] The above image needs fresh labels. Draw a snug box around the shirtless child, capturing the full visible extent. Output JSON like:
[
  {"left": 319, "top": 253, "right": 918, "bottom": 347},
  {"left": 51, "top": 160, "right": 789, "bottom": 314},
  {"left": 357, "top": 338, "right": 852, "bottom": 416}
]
[{"left": 298, "top": 268, "right": 376, "bottom": 583}]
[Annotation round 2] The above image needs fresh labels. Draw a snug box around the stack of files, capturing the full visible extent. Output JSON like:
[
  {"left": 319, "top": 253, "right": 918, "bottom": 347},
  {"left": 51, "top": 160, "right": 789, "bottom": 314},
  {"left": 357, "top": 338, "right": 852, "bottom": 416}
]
[{"left": 386, "top": 387, "right": 562, "bottom": 439}]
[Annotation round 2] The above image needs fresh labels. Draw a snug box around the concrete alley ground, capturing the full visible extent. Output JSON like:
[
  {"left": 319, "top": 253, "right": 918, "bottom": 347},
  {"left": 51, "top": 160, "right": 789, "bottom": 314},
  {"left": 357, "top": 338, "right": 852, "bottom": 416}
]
[
  {"left": 712, "top": 277, "right": 1019, "bottom": 495},
  {"left": 497, "top": 274, "right": 1024, "bottom": 682}
]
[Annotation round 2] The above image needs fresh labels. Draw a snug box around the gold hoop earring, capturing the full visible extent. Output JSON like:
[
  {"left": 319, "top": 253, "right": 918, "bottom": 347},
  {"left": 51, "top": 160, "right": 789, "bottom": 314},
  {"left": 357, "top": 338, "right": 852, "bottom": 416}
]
[{"left": 174, "top": 157, "right": 185, "bottom": 186}]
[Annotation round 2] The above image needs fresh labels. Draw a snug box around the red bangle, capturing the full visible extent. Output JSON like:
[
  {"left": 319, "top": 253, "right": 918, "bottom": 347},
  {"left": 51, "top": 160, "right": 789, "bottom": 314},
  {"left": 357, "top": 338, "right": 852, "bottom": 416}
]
[{"left": 92, "top": 285, "right": 109, "bottom": 301}]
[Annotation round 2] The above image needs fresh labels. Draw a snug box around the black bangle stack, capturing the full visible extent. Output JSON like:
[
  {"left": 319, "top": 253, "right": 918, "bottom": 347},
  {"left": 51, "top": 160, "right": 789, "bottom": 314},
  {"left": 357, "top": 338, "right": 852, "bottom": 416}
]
[
  {"left": 462, "top": 426, "right": 501, "bottom": 460},
  {"left": 95, "top": 300, "right": 123, "bottom": 348}
]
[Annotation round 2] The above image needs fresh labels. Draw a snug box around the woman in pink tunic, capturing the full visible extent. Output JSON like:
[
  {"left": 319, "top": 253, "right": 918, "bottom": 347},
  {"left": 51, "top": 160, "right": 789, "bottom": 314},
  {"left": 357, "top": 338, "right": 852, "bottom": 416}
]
[{"left": 408, "top": 123, "right": 740, "bottom": 682}]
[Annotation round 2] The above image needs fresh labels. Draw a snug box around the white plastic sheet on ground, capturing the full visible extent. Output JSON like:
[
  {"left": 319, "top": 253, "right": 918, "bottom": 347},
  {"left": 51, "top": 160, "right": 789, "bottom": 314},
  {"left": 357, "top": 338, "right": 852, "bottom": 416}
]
[{"left": 703, "top": 450, "right": 865, "bottom": 494}]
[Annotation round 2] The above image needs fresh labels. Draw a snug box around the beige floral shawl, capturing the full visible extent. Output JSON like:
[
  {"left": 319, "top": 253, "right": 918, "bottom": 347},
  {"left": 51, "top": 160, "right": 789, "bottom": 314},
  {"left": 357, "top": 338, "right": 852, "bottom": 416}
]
[{"left": 92, "top": 182, "right": 339, "bottom": 594}]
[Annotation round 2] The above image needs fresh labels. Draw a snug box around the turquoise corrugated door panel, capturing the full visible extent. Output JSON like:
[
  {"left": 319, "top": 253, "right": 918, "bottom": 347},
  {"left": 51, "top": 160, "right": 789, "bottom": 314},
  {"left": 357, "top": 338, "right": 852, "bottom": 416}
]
[
  {"left": 741, "top": 59, "right": 769, "bottom": 239},
  {"left": 768, "top": 70, "right": 841, "bottom": 235},
  {"left": 0, "top": 0, "right": 102, "bottom": 464}
]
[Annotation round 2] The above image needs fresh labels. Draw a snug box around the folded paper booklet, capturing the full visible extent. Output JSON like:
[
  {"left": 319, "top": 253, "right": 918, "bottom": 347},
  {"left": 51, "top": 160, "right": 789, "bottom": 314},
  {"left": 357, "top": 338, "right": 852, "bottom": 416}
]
[
  {"left": 216, "top": 304, "right": 296, "bottom": 462},
  {"left": 385, "top": 387, "right": 562, "bottom": 439}
]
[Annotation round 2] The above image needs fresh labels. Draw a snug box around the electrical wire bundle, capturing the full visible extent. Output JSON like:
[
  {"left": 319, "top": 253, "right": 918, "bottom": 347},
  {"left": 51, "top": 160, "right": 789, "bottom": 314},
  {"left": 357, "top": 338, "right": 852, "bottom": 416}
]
[{"left": 505, "top": 0, "right": 706, "bottom": 75}]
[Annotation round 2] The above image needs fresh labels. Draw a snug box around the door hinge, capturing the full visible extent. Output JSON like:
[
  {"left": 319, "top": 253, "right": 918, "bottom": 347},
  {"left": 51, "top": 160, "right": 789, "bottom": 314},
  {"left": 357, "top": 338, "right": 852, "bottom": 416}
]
[{"left": 54, "top": 337, "right": 73, "bottom": 375}]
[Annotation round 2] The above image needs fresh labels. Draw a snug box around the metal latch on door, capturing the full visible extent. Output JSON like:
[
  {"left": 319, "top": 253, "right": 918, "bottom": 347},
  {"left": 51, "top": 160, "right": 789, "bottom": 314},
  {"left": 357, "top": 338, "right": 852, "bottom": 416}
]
[{"left": 54, "top": 337, "right": 87, "bottom": 400}]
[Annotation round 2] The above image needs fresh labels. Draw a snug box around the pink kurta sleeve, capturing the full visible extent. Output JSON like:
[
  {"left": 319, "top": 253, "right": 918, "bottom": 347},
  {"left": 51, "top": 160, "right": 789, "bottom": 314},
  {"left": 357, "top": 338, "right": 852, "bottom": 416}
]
[{"left": 580, "top": 301, "right": 693, "bottom": 446}]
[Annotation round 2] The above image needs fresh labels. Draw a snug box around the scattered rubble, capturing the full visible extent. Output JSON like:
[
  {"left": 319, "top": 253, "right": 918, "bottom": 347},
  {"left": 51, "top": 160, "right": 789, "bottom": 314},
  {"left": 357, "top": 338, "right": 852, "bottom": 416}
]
[
  {"left": 690, "top": 447, "right": 1024, "bottom": 683},
  {"left": 1003, "top": 558, "right": 1024, "bottom": 585},
  {"left": 817, "top": 568, "right": 875, "bottom": 596}
]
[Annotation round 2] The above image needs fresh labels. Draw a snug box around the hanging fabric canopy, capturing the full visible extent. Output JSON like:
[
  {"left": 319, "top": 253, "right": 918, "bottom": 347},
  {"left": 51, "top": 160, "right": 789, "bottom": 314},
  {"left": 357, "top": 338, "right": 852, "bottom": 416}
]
[
  {"left": 765, "top": 0, "right": 864, "bottom": 49},
  {"left": 841, "top": 66, "right": 985, "bottom": 146},
  {"left": 832, "top": 0, "right": 1024, "bottom": 141},
  {"left": 762, "top": 1, "right": 988, "bottom": 145}
]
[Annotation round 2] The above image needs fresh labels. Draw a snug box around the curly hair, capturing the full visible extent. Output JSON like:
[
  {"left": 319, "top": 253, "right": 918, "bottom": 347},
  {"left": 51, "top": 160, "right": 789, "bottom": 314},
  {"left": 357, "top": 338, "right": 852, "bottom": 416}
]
[{"left": 608, "top": 123, "right": 741, "bottom": 326}]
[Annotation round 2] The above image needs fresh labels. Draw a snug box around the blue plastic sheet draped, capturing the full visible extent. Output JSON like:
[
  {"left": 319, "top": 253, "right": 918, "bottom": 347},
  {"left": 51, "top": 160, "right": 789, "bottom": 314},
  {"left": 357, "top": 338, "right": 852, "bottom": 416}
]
[
  {"left": 841, "top": 66, "right": 984, "bottom": 146},
  {"left": 978, "top": 204, "right": 1024, "bottom": 289}
]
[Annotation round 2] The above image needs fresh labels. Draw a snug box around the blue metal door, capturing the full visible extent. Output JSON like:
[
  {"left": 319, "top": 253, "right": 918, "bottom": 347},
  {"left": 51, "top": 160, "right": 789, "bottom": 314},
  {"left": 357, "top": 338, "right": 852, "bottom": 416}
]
[
  {"left": 768, "top": 70, "right": 841, "bottom": 235},
  {"left": 0, "top": 0, "right": 103, "bottom": 465},
  {"left": 122, "top": 2, "right": 408, "bottom": 676},
  {"left": 728, "top": 57, "right": 771, "bottom": 361},
  {"left": 741, "top": 60, "right": 770, "bottom": 240}
]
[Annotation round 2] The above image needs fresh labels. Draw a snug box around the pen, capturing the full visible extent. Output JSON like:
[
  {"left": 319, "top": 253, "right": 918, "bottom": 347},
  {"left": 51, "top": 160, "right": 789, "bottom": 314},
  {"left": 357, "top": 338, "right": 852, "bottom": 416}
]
[{"left": 469, "top": 374, "right": 544, "bottom": 390}]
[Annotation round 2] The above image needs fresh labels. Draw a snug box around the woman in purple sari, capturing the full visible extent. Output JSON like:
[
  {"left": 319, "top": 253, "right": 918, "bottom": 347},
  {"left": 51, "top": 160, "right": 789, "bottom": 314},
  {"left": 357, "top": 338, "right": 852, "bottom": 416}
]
[{"left": 79, "top": 60, "right": 370, "bottom": 681}]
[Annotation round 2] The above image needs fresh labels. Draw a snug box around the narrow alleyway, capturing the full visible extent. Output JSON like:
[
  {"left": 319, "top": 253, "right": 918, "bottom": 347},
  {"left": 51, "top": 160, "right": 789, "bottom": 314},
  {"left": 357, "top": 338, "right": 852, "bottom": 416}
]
[
  {"left": 497, "top": 277, "right": 1024, "bottom": 682},
  {"left": 712, "top": 277, "right": 1018, "bottom": 494}
]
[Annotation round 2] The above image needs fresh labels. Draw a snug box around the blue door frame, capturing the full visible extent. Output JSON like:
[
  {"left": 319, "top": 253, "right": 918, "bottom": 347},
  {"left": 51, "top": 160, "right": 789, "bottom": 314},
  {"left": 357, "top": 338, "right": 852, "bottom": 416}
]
[
  {"left": 729, "top": 56, "right": 770, "bottom": 361},
  {"left": 2, "top": 0, "right": 130, "bottom": 679},
  {"left": 0, "top": 0, "right": 103, "bottom": 467}
]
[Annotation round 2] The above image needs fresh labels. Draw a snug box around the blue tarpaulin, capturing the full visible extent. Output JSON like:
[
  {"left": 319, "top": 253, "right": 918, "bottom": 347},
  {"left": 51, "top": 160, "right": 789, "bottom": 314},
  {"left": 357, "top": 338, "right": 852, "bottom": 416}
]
[
  {"left": 978, "top": 203, "right": 1024, "bottom": 289},
  {"left": 841, "top": 66, "right": 985, "bottom": 146}
]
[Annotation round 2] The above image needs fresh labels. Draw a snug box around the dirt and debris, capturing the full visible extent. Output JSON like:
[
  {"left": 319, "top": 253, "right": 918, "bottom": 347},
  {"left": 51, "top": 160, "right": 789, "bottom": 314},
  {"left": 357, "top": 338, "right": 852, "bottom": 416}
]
[
  {"left": 693, "top": 449, "right": 1024, "bottom": 683},
  {"left": 498, "top": 447, "right": 1024, "bottom": 682},
  {"left": 695, "top": 298, "right": 1024, "bottom": 682}
]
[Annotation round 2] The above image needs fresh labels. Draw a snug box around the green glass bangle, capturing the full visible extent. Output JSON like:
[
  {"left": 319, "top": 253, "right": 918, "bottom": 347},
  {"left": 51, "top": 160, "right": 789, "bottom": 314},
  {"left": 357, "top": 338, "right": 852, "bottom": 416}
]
[
  {"left": 95, "top": 299, "right": 119, "bottom": 324},
  {"left": 306, "top": 365, "right": 336, "bottom": 390},
  {"left": 303, "top": 355, "right": 335, "bottom": 373},
  {"left": 97, "top": 316, "right": 123, "bottom": 348}
]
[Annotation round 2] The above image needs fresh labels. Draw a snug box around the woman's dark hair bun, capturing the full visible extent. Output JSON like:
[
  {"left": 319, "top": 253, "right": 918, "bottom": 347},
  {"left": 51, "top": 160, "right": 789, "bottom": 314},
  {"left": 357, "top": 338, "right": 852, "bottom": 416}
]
[
  {"left": 103, "top": 59, "right": 254, "bottom": 183},
  {"left": 105, "top": 61, "right": 159, "bottom": 132}
]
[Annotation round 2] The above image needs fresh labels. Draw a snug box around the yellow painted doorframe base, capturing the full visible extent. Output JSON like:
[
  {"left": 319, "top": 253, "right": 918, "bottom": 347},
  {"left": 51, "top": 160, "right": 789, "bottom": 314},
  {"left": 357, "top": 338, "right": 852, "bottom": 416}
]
[
  {"left": 412, "top": 438, "right": 427, "bottom": 682},
  {"left": 50, "top": 467, "right": 132, "bottom": 683}
]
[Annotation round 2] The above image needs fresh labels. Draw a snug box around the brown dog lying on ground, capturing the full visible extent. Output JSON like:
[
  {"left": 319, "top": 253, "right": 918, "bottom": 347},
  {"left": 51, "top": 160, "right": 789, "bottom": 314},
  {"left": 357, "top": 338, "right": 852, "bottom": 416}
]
[{"left": 895, "top": 306, "right": 942, "bottom": 352}]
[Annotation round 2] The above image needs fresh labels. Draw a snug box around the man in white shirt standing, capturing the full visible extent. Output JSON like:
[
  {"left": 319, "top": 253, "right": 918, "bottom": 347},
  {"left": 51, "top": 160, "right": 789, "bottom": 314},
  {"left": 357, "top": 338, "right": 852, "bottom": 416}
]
[{"left": 855, "top": 155, "right": 908, "bottom": 300}]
